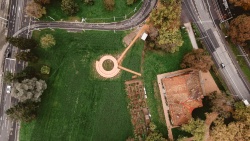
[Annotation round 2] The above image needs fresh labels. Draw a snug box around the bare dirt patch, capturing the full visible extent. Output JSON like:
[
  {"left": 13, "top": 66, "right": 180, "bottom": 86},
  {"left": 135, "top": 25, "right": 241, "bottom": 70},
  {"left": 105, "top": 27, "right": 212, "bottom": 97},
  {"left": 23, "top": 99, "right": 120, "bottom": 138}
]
[{"left": 201, "top": 72, "right": 221, "bottom": 95}]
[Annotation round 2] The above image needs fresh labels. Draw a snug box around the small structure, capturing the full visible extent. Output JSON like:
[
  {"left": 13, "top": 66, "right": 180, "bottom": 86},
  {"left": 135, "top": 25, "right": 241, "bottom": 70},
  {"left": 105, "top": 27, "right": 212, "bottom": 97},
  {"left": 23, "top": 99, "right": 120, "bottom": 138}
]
[{"left": 141, "top": 33, "right": 148, "bottom": 41}]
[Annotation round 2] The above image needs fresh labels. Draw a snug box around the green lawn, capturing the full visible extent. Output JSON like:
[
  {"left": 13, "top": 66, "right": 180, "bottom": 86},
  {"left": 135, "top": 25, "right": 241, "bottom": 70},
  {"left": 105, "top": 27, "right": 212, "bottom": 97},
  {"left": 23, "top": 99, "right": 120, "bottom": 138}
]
[
  {"left": 42, "top": 0, "right": 142, "bottom": 22},
  {"left": 20, "top": 29, "right": 144, "bottom": 141},
  {"left": 142, "top": 30, "right": 193, "bottom": 138}
]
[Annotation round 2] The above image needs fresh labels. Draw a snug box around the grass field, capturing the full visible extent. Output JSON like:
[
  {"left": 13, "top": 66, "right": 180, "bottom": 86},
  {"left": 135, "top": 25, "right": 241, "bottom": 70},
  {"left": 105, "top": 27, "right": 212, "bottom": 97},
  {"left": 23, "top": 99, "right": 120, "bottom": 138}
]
[
  {"left": 142, "top": 30, "right": 193, "bottom": 138},
  {"left": 20, "top": 29, "right": 144, "bottom": 141},
  {"left": 42, "top": 0, "right": 142, "bottom": 22}
]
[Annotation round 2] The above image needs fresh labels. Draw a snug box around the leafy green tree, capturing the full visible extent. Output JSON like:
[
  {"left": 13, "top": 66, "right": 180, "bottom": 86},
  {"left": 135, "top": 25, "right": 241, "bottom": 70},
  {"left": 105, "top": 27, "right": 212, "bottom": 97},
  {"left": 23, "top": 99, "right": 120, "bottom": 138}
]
[
  {"left": 180, "top": 49, "right": 214, "bottom": 72},
  {"left": 157, "top": 29, "right": 183, "bottom": 53},
  {"left": 15, "top": 66, "right": 38, "bottom": 82},
  {"left": 11, "top": 77, "right": 47, "bottom": 102},
  {"left": 61, "top": 0, "right": 79, "bottom": 15},
  {"left": 181, "top": 118, "right": 205, "bottom": 141},
  {"left": 15, "top": 51, "right": 38, "bottom": 63},
  {"left": 6, "top": 100, "right": 39, "bottom": 122},
  {"left": 25, "top": 1, "right": 46, "bottom": 18},
  {"left": 40, "top": 34, "right": 56, "bottom": 48},
  {"left": 4, "top": 71, "right": 15, "bottom": 84},
  {"left": 149, "top": 1, "right": 183, "bottom": 53},
  {"left": 146, "top": 132, "right": 165, "bottom": 141},
  {"left": 6, "top": 37, "right": 37, "bottom": 50}
]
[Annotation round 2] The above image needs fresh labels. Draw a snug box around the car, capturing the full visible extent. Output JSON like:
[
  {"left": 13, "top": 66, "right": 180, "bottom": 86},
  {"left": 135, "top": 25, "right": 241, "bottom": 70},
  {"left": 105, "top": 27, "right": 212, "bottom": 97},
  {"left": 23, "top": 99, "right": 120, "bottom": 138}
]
[
  {"left": 6, "top": 85, "right": 11, "bottom": 94},
  {"left": 221, "top": 63, "right": 225, "bottom": 68}
]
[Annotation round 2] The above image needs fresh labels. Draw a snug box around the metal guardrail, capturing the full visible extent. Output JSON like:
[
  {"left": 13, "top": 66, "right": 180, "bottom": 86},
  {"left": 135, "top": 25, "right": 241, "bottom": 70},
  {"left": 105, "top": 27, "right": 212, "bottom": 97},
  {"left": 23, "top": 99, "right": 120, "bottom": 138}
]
[{"left": 238, "top": 45, "right": 250, "bottom": 68}]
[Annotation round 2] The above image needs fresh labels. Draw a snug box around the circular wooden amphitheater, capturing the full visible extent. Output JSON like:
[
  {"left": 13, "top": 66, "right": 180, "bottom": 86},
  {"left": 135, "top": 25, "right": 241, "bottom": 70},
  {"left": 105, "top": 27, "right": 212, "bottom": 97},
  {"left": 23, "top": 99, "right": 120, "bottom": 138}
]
[{"left": 95, "top": 55, "right": 120, "bottom": 78}]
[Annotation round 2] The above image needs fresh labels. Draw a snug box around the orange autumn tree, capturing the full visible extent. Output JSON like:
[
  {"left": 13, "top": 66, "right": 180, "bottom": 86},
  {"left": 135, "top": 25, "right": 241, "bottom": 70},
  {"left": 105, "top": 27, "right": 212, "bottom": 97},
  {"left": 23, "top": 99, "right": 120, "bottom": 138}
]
[
  {"left": 180, "top": 49, "right": 214, "bottom": 72},
  {"left": 229, "top": 0, "right": 250, "bottom": 10},
  {"left": 229, "top": 14, "right": 250, "bottom": 47}
]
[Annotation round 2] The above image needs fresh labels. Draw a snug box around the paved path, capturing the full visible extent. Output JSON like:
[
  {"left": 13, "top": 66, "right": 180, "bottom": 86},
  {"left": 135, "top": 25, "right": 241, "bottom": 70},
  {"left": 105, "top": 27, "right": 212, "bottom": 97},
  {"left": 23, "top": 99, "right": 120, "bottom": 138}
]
[{"left": 184, "top": 22, "right": 198, "bottom": 49}]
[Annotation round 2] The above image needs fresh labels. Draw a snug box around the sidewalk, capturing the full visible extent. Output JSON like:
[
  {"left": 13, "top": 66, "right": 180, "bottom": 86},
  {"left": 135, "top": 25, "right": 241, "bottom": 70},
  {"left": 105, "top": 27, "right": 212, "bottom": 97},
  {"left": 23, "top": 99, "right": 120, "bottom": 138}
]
[{"left": 184, "top": 22, "right": 198, "bottom": 50}]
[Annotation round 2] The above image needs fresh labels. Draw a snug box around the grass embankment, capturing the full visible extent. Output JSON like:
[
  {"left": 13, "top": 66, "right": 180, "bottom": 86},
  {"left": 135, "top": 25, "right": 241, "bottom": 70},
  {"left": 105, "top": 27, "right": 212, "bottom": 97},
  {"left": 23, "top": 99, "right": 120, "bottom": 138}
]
[
  {"left": 42, "top": 0, "right": 142, "bottom": 22},
  {"left": 228, "top": 41, "right": 250, "bottom": 81},
  {"left": 142, "top": 30, "right": 193, "bottom": 138},
  {"left": 20, "top": 29, "right": 144, "bottom": 141}
]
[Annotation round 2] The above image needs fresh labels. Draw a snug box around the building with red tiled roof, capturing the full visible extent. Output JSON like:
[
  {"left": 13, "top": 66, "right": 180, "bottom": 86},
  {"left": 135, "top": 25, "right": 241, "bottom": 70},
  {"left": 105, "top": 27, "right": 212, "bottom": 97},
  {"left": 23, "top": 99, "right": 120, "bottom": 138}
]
[{"left": 158, "top": 69, "right": 204, "bottom": 126}]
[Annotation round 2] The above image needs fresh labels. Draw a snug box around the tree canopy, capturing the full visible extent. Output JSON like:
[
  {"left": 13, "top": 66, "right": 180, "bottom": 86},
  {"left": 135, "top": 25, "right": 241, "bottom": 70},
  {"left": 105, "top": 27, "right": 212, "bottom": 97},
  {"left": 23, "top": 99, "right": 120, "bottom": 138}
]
[
  {"left": 11, "top": 78, "right": 47, "bottom": 102},
  {"left": 4, "top": 71, "right": 15, "bottom": 84},
  {"left": 180, "top": 49, "right": 214, "bottom": 72},
  {"left": 146, "top": 132, "right": 166, "bottom": 141},
  {"left": 6, "top": 37, "right": 37, "bottom": 50},
  {"left": 103, "top": 0, "right": 115, "bottom": 11},
  {"left": 25, "top": 1, "right": 46, "bottom": 18},
  {"left": 210, "top": 102, "right": 250, "bottom": 141},
  {"left": 229, "top": 14, "right": 250, "bottom": 47},
  {"left": 208, "top": 92, "right": 234, "bottom": 118},
  {"left": 229, "top": 0, "right": 250, "bottom": 10},
  {"left": 211, "top": 117, "right": 250, "bottom": 141},
  {"left": 61, "top": 0, "right": 79, "bottom": 15},
  {"left": 181, "top": 118, "right": 205, "bottom": 141},
  {"left": 40, "top": 34, "right": 56, "bottom": 48},
  {"left": 6, "top": 100, "right": 39, "bottom": 122},
  {"left": 15, "top": 51, "right": 39, "bottom": 63},
  {"left": 149, "top": 1, "right": 183, "bottom": 53}
]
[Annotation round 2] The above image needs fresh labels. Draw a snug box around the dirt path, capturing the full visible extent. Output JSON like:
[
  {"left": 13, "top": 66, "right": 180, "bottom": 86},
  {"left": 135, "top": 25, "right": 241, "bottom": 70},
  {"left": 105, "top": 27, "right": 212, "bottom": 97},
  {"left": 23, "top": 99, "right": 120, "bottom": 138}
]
[{"left": 204, "top": 112, "right": 218, "bottom": 141}]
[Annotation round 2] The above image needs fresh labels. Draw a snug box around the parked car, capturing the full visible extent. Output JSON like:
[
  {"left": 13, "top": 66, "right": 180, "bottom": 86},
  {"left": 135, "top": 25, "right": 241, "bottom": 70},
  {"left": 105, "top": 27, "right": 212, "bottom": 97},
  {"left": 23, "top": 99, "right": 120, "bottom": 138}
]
[{"left": 6, "top": 85, "right": 11, "bottom": 94}]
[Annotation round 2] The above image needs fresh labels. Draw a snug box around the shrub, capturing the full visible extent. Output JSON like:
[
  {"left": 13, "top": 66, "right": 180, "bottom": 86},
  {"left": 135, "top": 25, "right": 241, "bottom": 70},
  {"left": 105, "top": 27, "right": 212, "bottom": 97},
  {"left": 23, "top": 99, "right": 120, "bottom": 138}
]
[
  {"left": 40, "top": 34, "right": 56, "bottom": 48},
  {"left": 41, "top": 65, "right": 50, "bottom": 74}
]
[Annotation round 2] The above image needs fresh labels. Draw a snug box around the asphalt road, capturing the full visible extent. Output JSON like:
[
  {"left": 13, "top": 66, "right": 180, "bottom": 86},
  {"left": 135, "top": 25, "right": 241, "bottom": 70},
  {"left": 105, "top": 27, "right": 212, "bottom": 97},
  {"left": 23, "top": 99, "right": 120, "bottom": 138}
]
[
  {"left": 0, "top": 0, "right": 31, "bottom": 140},
  {"left": 182, "top": 0, "right": 250, "bottom": 100}
]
